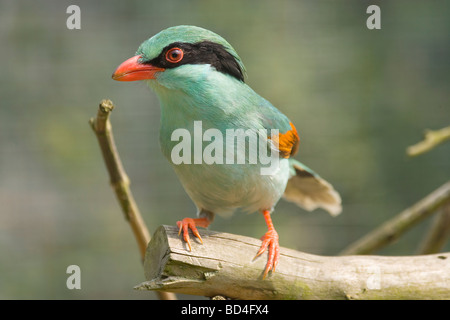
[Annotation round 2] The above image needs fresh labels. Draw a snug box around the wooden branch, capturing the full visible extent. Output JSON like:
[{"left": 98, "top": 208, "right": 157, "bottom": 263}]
[
  {"left": 340, "top": 181, "right": 450, "bottom": 255},
  {"left": 90, "top": 99, "right": 176, "bottom": 300},
  {"left": 135, "top": 225, "right": 450, "bottom": 300},
  {"left": 90, "top": 99, "right": 149, "bottom": 256},
  {"left": 407, "top": 126, "right": 450, "bottom": 157},
  {"left": 417, "top": 203, "right": 450, "bottom": 254}
]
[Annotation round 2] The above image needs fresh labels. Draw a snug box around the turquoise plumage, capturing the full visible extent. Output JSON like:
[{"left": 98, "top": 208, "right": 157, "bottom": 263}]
[{"left": 113, "top": 25, "right": 341, "bottom": 278}]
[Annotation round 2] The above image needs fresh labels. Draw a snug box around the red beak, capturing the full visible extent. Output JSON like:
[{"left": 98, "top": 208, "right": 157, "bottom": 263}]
[{"left": 112, "top": 55, "right": 165, "bottom": 81}]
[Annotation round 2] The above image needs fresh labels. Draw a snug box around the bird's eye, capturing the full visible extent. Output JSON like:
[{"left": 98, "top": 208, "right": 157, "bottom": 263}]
[{"left": 165, "top": 47, "right": 184, "bottom": 63}]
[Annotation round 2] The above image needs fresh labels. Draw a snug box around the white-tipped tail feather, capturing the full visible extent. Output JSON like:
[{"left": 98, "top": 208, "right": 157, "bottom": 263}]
[{"left": 283, "top": 160, "right": 342, "bottom": 216}]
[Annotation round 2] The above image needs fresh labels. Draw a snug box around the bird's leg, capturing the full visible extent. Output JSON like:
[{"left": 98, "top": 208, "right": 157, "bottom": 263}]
[
  {"left": 254, "top": 209, "right": 280, "bottom": 279},
  {"left": 176, "top": 210, "right": 213, "bottom": 251}
]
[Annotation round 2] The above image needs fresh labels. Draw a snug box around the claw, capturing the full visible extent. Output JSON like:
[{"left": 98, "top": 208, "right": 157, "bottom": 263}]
[
  {"left": 253, "top": 210, "right": 280, "bottom": 279},
  {"left": 254, "top": 229, "right": 280, "bottom": 279},
  {"left": 176, "top": 217, "right": 210, "bottom": 251}
]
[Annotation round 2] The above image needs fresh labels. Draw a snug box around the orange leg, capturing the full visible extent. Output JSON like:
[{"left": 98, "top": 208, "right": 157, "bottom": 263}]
[
  {"left": 176, "top": 217, "right": 211, "bottom": 251},
  {"left": 254, "top": 210, "right": 280, "bottom": 279}
]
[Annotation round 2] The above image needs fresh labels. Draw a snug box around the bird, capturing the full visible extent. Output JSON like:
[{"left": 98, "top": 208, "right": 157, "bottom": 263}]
[{"left": 112, "top": 25, "right": 342, "bottom": 279}]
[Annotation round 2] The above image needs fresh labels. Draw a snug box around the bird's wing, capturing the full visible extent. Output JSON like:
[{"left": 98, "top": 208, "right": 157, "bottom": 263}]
[
  {"left": 256, "top": 99, "right": 341, "bottom": 216},
  {"left": 256, "top": 99, "right": 299, "bottom": 159},
  {"left": 283, "top": 159, "right": 342, "bottom": 216}
]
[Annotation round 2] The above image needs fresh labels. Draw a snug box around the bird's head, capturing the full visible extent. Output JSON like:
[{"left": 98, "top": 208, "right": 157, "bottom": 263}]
[{"left": 112, "top": 25, "right": 246, "bottom": 90}]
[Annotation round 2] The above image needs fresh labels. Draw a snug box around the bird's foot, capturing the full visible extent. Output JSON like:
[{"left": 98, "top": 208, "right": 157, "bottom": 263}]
[
  {"left": 255, "top": 229, "right": 280, "bottom": 279},
  {"left": 254, "top": 210, "right": 280, "bottom": 279},
  {"left": 176, "top": 217, "right": 210, "bottom": 251}
]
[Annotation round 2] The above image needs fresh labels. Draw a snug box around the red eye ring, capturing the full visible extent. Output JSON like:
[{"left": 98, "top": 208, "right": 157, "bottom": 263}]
[{"left": 165, "top": 47, "right": 184, "bottom": 63}]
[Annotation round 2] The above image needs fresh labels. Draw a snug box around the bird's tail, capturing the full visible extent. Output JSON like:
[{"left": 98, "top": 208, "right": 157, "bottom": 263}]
[{"left": 282, "top": 159, "right": 342, "bottom": 216}]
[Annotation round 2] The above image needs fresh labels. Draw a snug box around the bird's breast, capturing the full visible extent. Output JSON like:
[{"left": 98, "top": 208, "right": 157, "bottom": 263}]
[
  {"left": 159, "top": 123, "right": 290, "bottom": 216},
  {"left": 155, "top": 81, "right": 290, "bottom": 215}
]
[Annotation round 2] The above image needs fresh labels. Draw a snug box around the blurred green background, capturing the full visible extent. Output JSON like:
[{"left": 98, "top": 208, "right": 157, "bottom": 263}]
[{"left": 0, "top": 0, "right": 449, "bottom": 299}]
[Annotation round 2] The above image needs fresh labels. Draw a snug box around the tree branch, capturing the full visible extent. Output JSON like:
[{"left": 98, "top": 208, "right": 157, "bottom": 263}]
[
  {"left": 90, "top": 99, "right": 176, "bottom": 300},
  {"left": 417, "top": 202, "right": 450, "bottom": 254},
  {"left": 339, "top": 181, "right": 450, "bottom": 255},
  {"left": 407, "top": 126, "right": 450, "bottom": 157},
  {"left": 136, "top": 225, "right": 450, "bottom": 300}
]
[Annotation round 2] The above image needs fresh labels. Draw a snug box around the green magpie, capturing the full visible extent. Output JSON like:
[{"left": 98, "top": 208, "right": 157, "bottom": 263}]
[{"left": 112, "top": 25, "right": 341, "bottom": 279}]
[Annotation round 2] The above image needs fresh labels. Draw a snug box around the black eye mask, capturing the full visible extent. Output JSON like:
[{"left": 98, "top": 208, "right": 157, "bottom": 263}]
[{"left": 141, "top": 41, "right": 245, "bottom": 82}]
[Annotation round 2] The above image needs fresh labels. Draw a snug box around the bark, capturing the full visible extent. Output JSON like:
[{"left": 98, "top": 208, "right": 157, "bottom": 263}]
[{"left": 136, "top": 225, "right": 450, "bottom": 300}]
